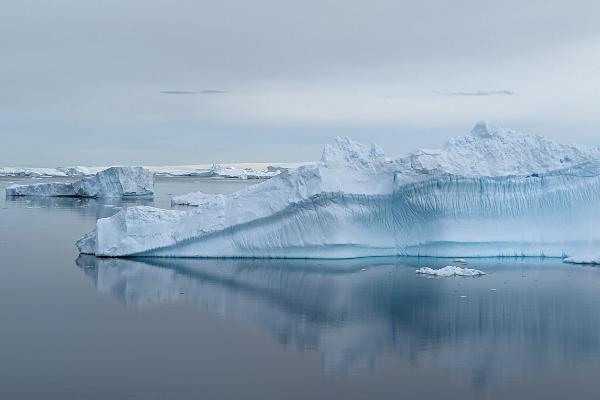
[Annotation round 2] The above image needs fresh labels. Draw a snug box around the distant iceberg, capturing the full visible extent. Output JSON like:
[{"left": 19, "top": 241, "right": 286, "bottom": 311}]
[
  {"left": 7, "top": 166, "right": 153, "bottom": 198},
  {"left": 78, "top": 121, "right": 600, "bottom": 258},
  {"left": 416, "top": 266, "right": 485, "bottom": 277},
  {"left": 0, "top": 163, "right": 302, "bottom": 179},
  {"left": 0, "top": 165, "right": 105, "bottom": 177}
]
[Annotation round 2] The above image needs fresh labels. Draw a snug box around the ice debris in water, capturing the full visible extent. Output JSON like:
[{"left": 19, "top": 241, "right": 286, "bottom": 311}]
[
  {"left": 6, "top": 167, "right": 153, "bottom": 198},
  {"left": 416, "top": 266, "right": 486, "bottom": 277},
  {"left": 77, "top": 121, "right": 600, "bottom": 258},
  {"left": 563, "top": 256, "right": 600, "bottom": 265}
]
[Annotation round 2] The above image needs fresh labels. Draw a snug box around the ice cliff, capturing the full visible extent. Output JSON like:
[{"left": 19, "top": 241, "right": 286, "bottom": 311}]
[
  {"left": 7, "top": 166, "right": 154, "bottom": 198},
  {"left": 77, "top": 122, "right": 600, "bottom": 258}
]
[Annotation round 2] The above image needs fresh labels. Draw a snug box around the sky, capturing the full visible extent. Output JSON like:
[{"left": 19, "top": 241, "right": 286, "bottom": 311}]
[{"left": 1, "top": 0, "right": 600, "bottom": 166}]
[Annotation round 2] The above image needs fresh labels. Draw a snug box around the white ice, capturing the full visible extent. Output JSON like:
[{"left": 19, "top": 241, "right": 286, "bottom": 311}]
[
  {"left": 0, "top": 163, "right": 308, "bottom": 179},
  {"left": 563, "top": 256, "right": 600, "bottom": 265},
  {"left": 416, "top": 266, "right": 486, "bottom": 277},
  {"left": 6, "top": 166, "right": 154, "bottom": 198},
  {"left": 77, "top": 121, "right": 600, "bottom": 258}
]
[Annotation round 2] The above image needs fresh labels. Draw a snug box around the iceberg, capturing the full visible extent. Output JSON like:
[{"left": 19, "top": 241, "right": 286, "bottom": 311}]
[
  {"left": 416, "top": 266, "right": 485, "bottom": 277},
  {"left": 6, "top": 166, "right": 154, "bottom": 198},
  {"left": 77, "top": 121, "right": 600, "bottom": 258},
  {"left": 563, "top": 256, "right": 600, "bottom": 265}
]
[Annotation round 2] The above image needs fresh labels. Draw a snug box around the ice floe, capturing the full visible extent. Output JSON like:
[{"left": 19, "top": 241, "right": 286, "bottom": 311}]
[{"left": 416, "top": 266, "right": 486, "bottom": 277}]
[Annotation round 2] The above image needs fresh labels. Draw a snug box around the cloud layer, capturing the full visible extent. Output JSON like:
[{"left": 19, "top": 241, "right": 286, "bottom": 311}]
[
  {"left": 1, "top": 0, "right": 599, "bottom": 165},
  {"left": 439, "top": 90, "right": 515, "bottom": 97}
]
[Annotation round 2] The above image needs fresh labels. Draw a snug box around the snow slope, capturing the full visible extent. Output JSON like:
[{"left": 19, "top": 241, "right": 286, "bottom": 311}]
[
  {"left": 77, "top": 121, "right": 600, "bottom": 258},
  {"left": 7, "top": 166, "right": 154, "bottom": 198}
]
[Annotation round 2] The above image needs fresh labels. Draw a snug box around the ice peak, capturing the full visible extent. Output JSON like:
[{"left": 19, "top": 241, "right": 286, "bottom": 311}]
[
  {"left": 320, "top": 136, "right": 386, "bottom": 169},
  {"left": 470, "top": 120, "right": 500, "bottom": 138}
]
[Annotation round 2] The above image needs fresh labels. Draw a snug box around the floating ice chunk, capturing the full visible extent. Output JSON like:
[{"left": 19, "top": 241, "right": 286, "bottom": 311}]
[
  {"left": 6, "top": 167, "right": 153, "bottom": 198},
  {"left": 416, "top": 266, "right": 486, "bottom": 277},
  {"left": 563, "top": 256, "right": 600, "bottom": 265}
]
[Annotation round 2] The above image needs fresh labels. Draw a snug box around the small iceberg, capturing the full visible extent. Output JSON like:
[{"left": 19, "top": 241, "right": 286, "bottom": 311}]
[
  {"left": 563, "top": 256, "right": 600, "bottom": 265},
  {"left": 416, "top": 266, "right": 486, "bottom": 277},
  {"left": 6, "top": 166, "right": 153, "bottom": 198}
]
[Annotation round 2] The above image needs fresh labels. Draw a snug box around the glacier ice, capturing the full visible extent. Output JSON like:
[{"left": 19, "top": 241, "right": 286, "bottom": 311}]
[
  {"left": 416, "top": 266, "right": 485, "bottom": 277},
  {"left": 6, "top": 166, "right": 154, "bottom": 198},
  {"left": 77, "top": 121, "right": 600, "bottom": 258}
]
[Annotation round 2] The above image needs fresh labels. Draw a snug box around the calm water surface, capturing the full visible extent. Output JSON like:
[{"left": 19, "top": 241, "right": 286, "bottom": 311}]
[{"left": 1, "top": 176, "right": 600, "bottom": 399}]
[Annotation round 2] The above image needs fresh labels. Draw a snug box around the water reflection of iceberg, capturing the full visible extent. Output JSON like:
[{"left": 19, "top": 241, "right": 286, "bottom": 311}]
[
  {"left": 77, "top": 256, "right": 600, "bottom": 380},
  {"left": 5, "top": 196, "right": 153, "bottom": 219}
]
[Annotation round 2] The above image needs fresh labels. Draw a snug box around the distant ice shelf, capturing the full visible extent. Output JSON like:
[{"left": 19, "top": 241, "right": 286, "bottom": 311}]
[
  {"left": 0, "top": 162, "right": 311, "bottom": 179},
  {"left": 6, "top": 166, "right": 154, "bottom": 198},
  {"left": 78, "top": 121, "right": 600, "bottom": 258}
]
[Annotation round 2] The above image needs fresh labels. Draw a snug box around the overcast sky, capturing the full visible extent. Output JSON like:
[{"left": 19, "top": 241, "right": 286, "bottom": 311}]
[{"left": 1, "top": 0, "right": 599, "bottom": 166}]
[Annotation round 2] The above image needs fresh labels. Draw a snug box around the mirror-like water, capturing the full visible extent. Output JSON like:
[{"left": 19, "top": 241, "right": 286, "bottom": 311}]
[{"left": 1, "top": 177, "right": 600, "bottom": 399}]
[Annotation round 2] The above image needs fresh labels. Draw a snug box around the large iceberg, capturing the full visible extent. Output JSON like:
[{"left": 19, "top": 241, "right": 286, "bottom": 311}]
[
  {"left": 77, "top": 121, "right": 600, "bottom": 258},
  {"left": 7, "top": 166, "right": 154, "bottom": 198}
]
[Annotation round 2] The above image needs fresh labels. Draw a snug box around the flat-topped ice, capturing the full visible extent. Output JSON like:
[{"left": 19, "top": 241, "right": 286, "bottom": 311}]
[
  {"left": 7, "top": 166, "right": 154, "bottom": 198},
  {"left": 78, "top": 122, "right": 600, "bottom": 258}
]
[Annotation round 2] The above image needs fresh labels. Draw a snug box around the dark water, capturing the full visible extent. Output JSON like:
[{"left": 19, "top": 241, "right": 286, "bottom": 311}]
[{"left": 2, "top": 177, "right": 600, "bottom": 399}]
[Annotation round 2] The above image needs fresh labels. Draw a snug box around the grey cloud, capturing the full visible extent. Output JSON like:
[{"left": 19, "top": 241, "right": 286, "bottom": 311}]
[
  {"left": 160, "top": 90, "right": 228, "bottom": 95},
  {"left": 160, "top": 91, "right": 197, "bottom": 95},
  {"left": 439, "top": 90, "right": 515, "bottom": 97},
  {"left": 199, "top": 90, "right": 229, "bottom": 94}
]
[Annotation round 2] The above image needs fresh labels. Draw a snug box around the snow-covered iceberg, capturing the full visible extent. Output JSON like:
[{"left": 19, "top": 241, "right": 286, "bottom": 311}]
[
  {"left": 77, "top": 121, "right": 600, "bottom": 258},
  {"left": 416, "top": 266, "right": 485, "bottom": 277},
  {"left": 7, "top": 166, "right": 154, "bottom": 198}
]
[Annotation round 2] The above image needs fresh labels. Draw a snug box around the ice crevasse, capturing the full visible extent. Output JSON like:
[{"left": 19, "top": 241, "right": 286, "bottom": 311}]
[{"left": 77, "top": 121, "right": 600, "bottom": 259}]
